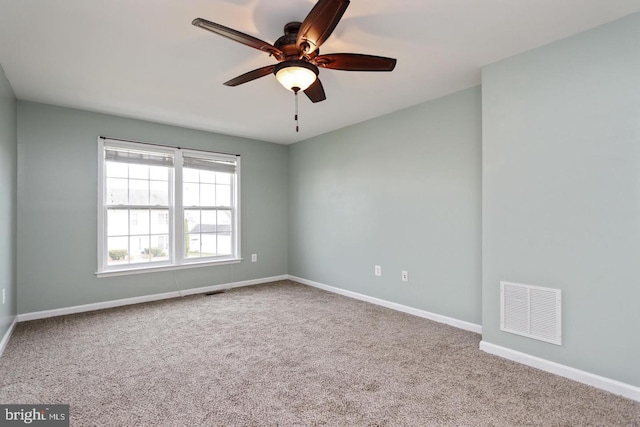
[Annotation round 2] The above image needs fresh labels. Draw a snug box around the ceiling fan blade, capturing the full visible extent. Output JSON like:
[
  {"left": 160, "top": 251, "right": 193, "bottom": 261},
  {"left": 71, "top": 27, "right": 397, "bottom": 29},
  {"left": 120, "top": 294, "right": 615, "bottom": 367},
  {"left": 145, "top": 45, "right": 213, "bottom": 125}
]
[
  {"left": 296, "top": 0, "right": 350, "bottom": 55},
  {"left": 304, "top": 78, "right": 327, "bottom": 103},
  {"left": 192, "top": 18, "right": 284, "bottom": 60},
  {"left": 223, "top": 65, "right": 276, "bottom": 87},
  {"left": 314, "top": 53, "right": 397, "bottom": 71}
]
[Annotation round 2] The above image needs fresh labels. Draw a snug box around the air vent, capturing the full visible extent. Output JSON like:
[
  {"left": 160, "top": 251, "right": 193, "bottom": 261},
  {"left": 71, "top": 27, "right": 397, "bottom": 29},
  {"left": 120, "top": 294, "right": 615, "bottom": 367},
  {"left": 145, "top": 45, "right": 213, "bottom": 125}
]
[{"left": 500, "top": 281, "right": 561, "bottom": 345}]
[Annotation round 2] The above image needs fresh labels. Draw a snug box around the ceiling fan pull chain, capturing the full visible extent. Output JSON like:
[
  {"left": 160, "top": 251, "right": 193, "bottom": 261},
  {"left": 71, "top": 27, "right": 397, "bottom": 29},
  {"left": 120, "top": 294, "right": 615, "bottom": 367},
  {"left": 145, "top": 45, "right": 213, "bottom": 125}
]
[{"left": 293, "top": 86, "right": 300, "bottom": 132}]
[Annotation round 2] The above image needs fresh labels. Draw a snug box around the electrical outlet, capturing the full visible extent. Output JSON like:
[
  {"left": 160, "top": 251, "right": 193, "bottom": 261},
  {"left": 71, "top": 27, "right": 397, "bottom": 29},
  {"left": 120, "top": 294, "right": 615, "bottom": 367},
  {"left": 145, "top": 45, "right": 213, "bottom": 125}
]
[
  {"left": 2, "top": 288, "right": 5, "bottom": 305},
  {"left": 402, "top": 271, "right": 408, "bottom": 282},
  {"left": 251, "top": 254, "right": 257, "bottom": 262},
  {"left": 375, "top": 265, "right": 382, "bottom": 276}
]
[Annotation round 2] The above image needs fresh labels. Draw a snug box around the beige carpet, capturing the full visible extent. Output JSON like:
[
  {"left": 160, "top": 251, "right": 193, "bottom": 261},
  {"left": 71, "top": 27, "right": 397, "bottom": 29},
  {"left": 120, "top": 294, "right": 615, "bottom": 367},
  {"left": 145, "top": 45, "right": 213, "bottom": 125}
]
[{"left": 1, "top": 280, "right": 639, "bottom": 426}]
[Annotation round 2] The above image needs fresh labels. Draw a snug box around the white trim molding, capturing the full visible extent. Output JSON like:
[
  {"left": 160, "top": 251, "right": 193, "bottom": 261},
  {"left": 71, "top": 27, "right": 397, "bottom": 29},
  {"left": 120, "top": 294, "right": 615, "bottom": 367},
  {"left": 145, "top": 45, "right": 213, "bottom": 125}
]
[
  {"left": 289, "top": 275, "right": 482, "bottom": 334},
  {"left": 480, "top": 341, "right": 640, "bottom": 403},
  {"left": 0, "top": 317, "right": 17, "bottom": 357},
  {"left": 17, "top": 275, "right": 288, "bottom": 322},
  {"left": 95, "top": 258, "right": 243, "bottom": 278}
]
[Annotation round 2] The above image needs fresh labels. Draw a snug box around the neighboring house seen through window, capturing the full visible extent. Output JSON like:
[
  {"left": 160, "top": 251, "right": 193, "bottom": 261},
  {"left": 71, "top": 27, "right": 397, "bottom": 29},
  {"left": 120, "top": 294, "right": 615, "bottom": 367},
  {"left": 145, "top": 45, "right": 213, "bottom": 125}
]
[{"left": 97, "top": 137, "right": 240, "bottom": 275}]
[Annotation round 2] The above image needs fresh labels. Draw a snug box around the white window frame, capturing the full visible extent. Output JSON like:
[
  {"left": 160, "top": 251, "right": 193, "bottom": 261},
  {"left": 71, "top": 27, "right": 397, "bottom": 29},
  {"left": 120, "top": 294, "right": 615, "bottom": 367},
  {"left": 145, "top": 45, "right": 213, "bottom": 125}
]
[{"left": 97, "top": 137, "right": 241, "bottom": 277}]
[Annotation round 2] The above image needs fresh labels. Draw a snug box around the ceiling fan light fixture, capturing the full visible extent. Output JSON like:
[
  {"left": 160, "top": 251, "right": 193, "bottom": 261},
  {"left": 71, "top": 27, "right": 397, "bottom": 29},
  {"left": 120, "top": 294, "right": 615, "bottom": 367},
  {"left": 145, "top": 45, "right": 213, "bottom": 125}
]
[{"left": 274, "top": 61, "right": 318, "bottom": 92}]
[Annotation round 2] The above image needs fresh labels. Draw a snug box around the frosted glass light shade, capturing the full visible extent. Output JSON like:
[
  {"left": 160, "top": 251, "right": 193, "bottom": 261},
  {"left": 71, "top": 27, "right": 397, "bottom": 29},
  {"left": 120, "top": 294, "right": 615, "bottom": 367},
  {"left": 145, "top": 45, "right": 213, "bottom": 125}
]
[{"left": 275, "top": 66, "right": 317, "bottom": 91}]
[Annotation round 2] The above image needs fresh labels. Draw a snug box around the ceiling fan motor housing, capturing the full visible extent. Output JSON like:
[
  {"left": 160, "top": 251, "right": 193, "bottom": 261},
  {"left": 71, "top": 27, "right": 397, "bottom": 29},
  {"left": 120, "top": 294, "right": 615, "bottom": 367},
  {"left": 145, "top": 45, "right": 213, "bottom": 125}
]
[
  {"left": 275, "top": 22, "right": 318, "bottom": 60},
  {"left": 284, "top": 22, "right": 301, "bottom": 35}
]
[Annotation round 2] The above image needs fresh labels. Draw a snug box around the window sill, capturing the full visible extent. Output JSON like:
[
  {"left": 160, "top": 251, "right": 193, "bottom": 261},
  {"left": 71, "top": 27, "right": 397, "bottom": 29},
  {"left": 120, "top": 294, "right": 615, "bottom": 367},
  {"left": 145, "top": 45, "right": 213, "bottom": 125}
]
[{"left": 95, "top": 258, "right": 243, "bottom": 278}]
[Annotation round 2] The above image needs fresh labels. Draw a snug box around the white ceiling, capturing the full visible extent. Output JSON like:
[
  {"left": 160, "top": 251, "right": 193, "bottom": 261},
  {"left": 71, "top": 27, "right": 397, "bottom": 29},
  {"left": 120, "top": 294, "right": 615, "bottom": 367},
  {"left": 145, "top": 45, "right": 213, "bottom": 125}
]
[{"left": 1, "top": 1, "right": 639, "bottom": 144}]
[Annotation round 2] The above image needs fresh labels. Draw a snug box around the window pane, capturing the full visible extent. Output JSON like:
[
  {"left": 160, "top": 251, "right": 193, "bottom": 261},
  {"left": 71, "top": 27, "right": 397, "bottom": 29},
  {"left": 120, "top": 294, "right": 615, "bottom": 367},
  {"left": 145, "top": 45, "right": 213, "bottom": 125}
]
[
  {"left": 106, "top": 162, "right": 128, "bottom": 178},
  {"left": 217, "top": 233, "right": 232, "bottom": 256},
  {"left": 149, "top": 165, "right": 168, "bottom": 181},
  {"left": 151, "top": 210, "right": 169, "bottom": 234},
  {"left": 107, "top": 209, "right": 128, "bottom": 236},
  {"left": 129, "top": 163, "right": 148, "bottom": 180},
  {"left": 216, "top": 172, "right": 231, "bottom": 184},
  {"left": 150, "top": 180, "right": 168, "bottom": 206},
  {"left": 183, "top": 183, "right": 199, "bottom": 207},
  {"left": 149, "top": 235, "right": 169, "bottom": 261},
  {"left": 106, "top": 178, "right": 128, "bottom": 205},
  {"left": 200, "top": 170, "right": 216, "bottom": 183},
  {"left": 200, "top": 184, "right": 215, "bottom": 206},
  {"left": 130, "top": 209, "right": 150, "bottom": 236},
  {"left": 130, "top": 235, "right": 150, "bottom": 263},
  {"left": 201, "top": 234, "right": 216, "bottom": 256},
  {"left": 184, "top": 210, "right": 201, "bottom": 234},
  {"left": 153, "top": 234, "right": 169, "bottom": 250},
  {"left": 217, "top": 210, "right": 232, "bottom": 229},
  {"left": 185, "top": 234, "right": 200, "bottom": 258},
  {"left": 201, "top": 210, "right": 216, "bottom": 229},
  {"left": 216, "top": 184, "right": 231, "bottom": 207},
  {"left": 107, "top": 236, "right": 129, "bottom": 265},
  {"left": 129, "top": 179, "right": 150, "bottom": 205},
  {"left": 183, "top": 168, "right": 199, "bottom": 183}
]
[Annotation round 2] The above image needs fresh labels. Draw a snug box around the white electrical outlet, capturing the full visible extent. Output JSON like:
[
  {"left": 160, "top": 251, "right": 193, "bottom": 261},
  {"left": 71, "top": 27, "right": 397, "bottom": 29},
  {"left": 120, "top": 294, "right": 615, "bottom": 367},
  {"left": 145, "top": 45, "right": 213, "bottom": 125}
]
[
  {"left": 2, "top": 288, "right": 5, "bottom": 305},
  {"left": 251, "top": 254, "right": 257, "bottom": 262},
  {"left": 375, "top": 265, "right": 382, "bottom": 276},
  {"left": 402, "top": 271, "right": 408, "bottom": 282}
]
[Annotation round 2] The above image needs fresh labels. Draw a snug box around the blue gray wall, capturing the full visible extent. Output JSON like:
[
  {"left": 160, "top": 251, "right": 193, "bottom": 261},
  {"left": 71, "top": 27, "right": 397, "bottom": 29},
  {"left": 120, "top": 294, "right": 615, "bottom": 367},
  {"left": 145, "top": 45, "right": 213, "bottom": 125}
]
[
  {"left": 482, "top": 13, "right": 640, "bottom": 387},
  {"left": 0, "top": 65, "right": 17, "bottom": 340},
  {"left": 17, "top": 102, "right": 288, "bottom": 314},
  {"left": 289, "top": 87, "right": 482, "bottom": 325}
]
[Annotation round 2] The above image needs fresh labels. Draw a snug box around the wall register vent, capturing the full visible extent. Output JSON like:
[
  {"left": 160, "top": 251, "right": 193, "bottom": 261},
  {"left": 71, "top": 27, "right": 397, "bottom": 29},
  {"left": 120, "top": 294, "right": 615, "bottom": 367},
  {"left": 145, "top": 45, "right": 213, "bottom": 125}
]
[{"left": 500, "top": 281, "right": 561, "bottom": 345}]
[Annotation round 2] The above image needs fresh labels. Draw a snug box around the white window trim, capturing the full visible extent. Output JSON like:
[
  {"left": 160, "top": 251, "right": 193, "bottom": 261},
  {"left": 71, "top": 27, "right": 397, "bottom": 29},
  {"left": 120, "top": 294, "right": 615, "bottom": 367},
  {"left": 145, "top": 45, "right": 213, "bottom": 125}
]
[
  {"left": 96, "top": 137, "right": 241, "bottom": 277},
  {"left": 95, "top": 258, "right": 243, "bottom": 278}
]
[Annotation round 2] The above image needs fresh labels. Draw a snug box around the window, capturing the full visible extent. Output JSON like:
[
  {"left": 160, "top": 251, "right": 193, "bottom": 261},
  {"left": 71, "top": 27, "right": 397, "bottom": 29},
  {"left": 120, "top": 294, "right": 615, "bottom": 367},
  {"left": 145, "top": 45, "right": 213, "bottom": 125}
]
[
  {"left": 182, "top": 153, "right": 236, "bottom": 260},
  {"left": 97, "top": 138, "right": 240, "bottom": 275}
]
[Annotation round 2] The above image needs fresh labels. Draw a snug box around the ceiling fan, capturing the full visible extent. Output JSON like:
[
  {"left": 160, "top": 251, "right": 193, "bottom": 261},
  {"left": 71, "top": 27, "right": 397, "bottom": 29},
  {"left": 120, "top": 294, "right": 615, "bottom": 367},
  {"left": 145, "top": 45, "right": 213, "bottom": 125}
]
[{"left": 192, "top": 0, "right": 397, "bottom": 106}]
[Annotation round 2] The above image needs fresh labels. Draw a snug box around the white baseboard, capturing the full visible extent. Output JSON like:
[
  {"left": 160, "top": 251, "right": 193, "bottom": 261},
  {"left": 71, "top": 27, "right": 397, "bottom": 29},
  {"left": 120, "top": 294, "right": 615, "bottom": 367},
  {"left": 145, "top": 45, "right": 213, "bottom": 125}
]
[
  {"left": 480, "top": 341, "right": 640, "bottom": 403},
  {"left": 0, "top": 317, "right": 17, "bottom": 357},
  {"left": 17, "top": 275, "right": 289, "bottom": 322},
  {"left": 289, "top": 275, "right": 482, "bottom": 334}
]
